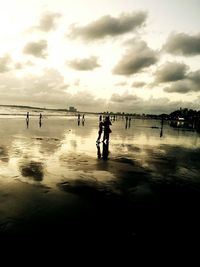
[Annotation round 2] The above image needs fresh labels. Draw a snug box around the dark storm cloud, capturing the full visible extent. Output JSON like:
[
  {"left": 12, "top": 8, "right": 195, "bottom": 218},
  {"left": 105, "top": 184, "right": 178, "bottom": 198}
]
[
  {"left": 164, "top": 80, "right": 192, "bottom": 93},
  {"left": 37, "top": 12, "right": 61, "bottom": 31},
  {"left": 188, "top": 70, "right": 200, "bottom": 84},
  {"left": 67, "top": 56, "right": 100, "bottom": 70},
  {"left": 0, "top": 54, "right": 12, "bottom": 73},
  {"left": 164, "top": 70, "right": 200, "bottom": 93},
  {"left": 23, "top": 40, "right": 48, "bottom": 58},
  {"left": 154, "top": 61, "right": 189, "bottom": 83},
  {"left": 131, "top": 81, "right": 146, "bottom": 87},
  {"left": 113, "top": 39, "right": 158, "bottom": 75},
  {"left": 68, "top": 11, "right": 147, "bottom": 40},
  {"left": 163, "top": 32, "right": 200, "bottom": 56}
]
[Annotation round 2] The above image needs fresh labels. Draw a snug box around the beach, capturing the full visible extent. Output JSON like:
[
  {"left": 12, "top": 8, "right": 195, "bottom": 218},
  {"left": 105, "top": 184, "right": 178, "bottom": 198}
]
[{"left": 0, "top": 114, "right": 200, "bottom": 251}]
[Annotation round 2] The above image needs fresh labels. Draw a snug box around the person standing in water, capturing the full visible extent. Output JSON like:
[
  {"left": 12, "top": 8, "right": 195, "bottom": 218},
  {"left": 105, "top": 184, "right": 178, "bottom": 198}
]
[
  {"left": 97, "top": 117, "right": 104, "bottom": 143},
  {"left": 103, "top": 116, "right": 112, "bottom": 142}
]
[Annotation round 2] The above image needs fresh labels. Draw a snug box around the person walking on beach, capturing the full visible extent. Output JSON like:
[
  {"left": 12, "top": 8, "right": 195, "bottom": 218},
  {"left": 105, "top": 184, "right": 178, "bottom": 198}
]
[
  {"left": 103, "top": 116, "right": 112, "bottom": 142},
  {"left": 97, "top": 117, "right": 104, "bottom": 143}
]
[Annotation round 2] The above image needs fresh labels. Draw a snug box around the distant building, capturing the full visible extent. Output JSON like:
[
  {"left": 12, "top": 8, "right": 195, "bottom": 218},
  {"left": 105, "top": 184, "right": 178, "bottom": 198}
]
[{"left": 69, "top": 106, "right": 77, "bottom": 112}]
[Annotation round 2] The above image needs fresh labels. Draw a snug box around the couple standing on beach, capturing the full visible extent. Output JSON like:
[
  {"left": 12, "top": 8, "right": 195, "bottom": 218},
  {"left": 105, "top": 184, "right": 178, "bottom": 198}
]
[{"left": 97, "top": 115, "right": 112, "bottom": 143}]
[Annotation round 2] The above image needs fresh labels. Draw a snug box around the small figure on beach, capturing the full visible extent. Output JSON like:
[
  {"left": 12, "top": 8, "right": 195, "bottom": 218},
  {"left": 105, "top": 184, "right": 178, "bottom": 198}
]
[
  {"left": 82, "top": 114, "right": 85, "bottom": 126},
  {"left": 103, "top": 116, "right": 112, "bottom": 142},
  {"left": 26, "top": 112, "right": 29, "bottom": 128},
  {"left": 77, "top": 113, "right": 81, "bottom": 126},
  {"left": 39, "top": 113, "right": 42, "bottom": 128},
  {"left": 125, "top": 116, "right": 128, "bottom": 129},
  {"left": 97, "top": 118, "right": 104, "bottom": 143}
]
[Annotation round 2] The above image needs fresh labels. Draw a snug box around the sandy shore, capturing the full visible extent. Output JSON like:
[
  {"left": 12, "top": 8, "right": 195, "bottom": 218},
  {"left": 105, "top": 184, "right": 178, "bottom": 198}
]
[{"left": 0, "top": 116, "right": 200, "bottom": 252}]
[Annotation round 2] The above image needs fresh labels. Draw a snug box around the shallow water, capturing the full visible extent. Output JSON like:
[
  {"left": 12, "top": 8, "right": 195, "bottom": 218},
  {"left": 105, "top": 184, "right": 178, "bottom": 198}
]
[{"left": 0, "top": 115, "right": 200, "bottom": 247}]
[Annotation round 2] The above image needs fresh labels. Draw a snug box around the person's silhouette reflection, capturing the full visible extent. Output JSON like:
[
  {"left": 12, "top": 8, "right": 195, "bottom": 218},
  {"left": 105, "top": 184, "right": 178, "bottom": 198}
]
[
  {"left": 77, "top": 113, "right": 81, "bottom": 126},
  {"left": 26, "top": 111, "right": 29, "bottom": 128},
  {"left": 125, "top": 116, "right": 128, "bottom": 129},
  {"left": 160, "top": 116, "right": 164, "bottom": 137},
  {"left": 96, "top": 141, "right": 109, "bottom": 160},
  {"left": 26, "top": 118, "right": 29, "bottom": 128},
  {"left": 102, "top": 141, "right": 109, "bottom": 160},
  {"left": 160, "top": 127, "right": 163, "bottom": 137},
  {"left": 96, "top": 143, "right": 101, "bottom": 159},
  {"left": 39, "top": 119, "right": 42, "bottom": 128}
]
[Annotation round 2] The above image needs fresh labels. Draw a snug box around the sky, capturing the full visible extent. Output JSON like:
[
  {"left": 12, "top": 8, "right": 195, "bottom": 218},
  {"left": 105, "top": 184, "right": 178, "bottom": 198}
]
[{"left": 0, "top": 0, "right": 200, "bottom": 113}]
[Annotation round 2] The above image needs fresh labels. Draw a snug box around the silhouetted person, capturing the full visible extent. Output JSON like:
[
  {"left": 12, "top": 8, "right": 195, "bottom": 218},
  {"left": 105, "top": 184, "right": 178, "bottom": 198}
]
[
  {"left": 125, "top": 116, "right": 128, "bottom": 129},
  {"left": 103, "top": 116, "right": 112, "bottom": 142},
  {"left": 82, "top": 114, "right": 85, "bottom": 126},
  {"left": 97, "top": 118, "right": 104, "bottom": 143},
  {"left": 26, "top": 112, "right": 29, "bottom": 128},
  {"left": 77, "top": 113, "right": 81, "bottom": 126},
  {"left": 99, "top": 115, "right": 102, "bottom": 122}
]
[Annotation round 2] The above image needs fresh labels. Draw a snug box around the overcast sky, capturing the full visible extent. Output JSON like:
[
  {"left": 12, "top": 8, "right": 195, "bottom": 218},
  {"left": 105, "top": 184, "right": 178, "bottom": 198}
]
[{"left": 0, "top": 0, "right": 200, "bottom": 113}]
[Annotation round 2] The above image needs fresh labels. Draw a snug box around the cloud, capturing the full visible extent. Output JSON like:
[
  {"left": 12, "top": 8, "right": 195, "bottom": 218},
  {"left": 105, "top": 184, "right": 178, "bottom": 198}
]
[
  {"left": 131, "top": 81, "right": 146, "bottom": 87},
  {"left": 0, "top": 69, "right": 106, "bottom": 111},
  {"left": 67, "top": 56, "right": 100, "bottom": 71},
  {"left": 68, "top": 11, "right": 147, "bottom": 41},
  {"left": 110, "top": 92, "right": 139, "bottom": 103},
  {"left": 163, "top": 32, "right": 200, "bottom": 56},
  {"left": 164, "top": 70, "right": 200, "bottom": 93},
  {"left": 23, "top": 40, "right": 48, "bottom": 58},
  {"left": 0, "top": 54, "right": 12, "bottom": 73},
  {"left": 115, "top": 81, "right": 128, "bottom": 86},
  {"left": 109, "top": 93, "right": 198, "bottom": 114},
  {"left": 164, "top": 80, "right": 193, "bottom": 94},
  {"left": 154, "top": 61, "right": 189, "bottom": 83},
  {"left": 0, "top": 68, "right": 198, "bottom": 113},
  {"left": 37, "top": 12, "right": 61, "bottom": 32},
  {"left": 113, "top": 39, "right": 158, "bottom": 75}
]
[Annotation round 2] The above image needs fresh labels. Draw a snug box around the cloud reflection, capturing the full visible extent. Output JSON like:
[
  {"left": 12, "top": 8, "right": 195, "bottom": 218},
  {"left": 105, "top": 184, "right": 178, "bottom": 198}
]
[{"left": 20, "top": 161, "right": 44, "bottom": 181}]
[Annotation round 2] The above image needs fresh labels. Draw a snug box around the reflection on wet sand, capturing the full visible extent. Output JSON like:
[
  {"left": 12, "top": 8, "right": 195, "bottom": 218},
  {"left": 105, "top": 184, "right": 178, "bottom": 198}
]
[
  {"left": 20, "top": 161, "right": 44, "bottom": 181},
  {"left": 0, "top": 117, "right": 200, "bottom": 250},
  {"left": 0, "top": 146, "right": 9, "bottom": 162},
  {"left": 96, "top": 141, "right": 109, "bottom": 160}
]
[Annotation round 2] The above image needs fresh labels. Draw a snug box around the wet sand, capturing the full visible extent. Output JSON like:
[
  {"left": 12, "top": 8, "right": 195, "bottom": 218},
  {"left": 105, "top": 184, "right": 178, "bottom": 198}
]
[{"left": 0, "top": 116, "right": 200, "bottom": 253}]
